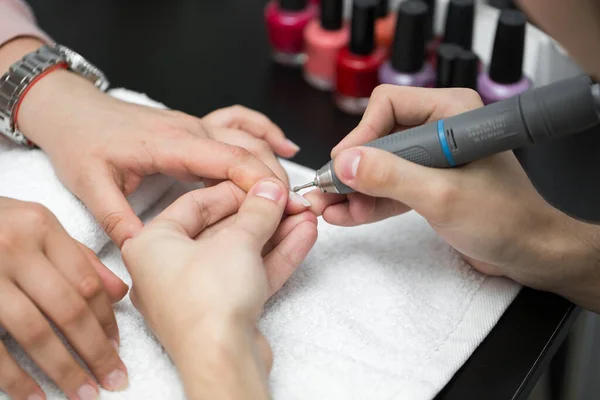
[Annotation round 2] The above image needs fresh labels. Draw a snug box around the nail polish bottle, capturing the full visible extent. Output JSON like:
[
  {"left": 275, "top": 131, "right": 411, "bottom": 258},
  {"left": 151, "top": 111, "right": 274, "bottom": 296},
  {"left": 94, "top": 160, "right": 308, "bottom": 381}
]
[
  {"left": 478, "top": 9, "right": 532, "bottom": 104},
  {"left": 379, "top": 1, "right": 435, "bottom": 88},
  {"left": 304, "top": 0, "right": 350, "bottom": 90},
  {"left": 375, "top": 0, "right": 397, "bottom": 49},
  {"left": 443, "top": 0, "right": 475, "bottom": 50},
  {"left": 452, "top": 49, "right": 479, "bottom": 90},
  {"left": 265, "top": 0, "right": 318, "bottom": 67},
  {"left": 335, "top": 0, "right": 387, "bottom": 115},
  {"left": 423, "top": 0, "right": 443, "bottom": 66},
  {"left": 435, "top": 43, "right": 461, "bottom": 88}
]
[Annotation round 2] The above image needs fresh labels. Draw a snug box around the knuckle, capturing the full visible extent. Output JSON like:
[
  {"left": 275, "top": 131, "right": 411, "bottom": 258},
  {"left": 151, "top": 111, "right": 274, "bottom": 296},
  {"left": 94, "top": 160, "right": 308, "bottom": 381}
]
[
  {"left": 190, "top": 194, "right": 211, "bottom": 231},
  {"left": 78, "top": 275, "right": 103, "bottom": 299},
  {"left": 56, "top": 300, "right": 89, "bottom": 329},
  {"left": 448, "top": 88, "right": 483, "bottom": 108},
  {"left": 19, "top": 203, "right": 53, "bottom": 230},
  {"left": 227, "top": 144, "right": 253, "bottom": 162},
  {"left": 0, "top": 230, "right": 18, "bottom": 254},
  {"left": 249, "top": 139, "right": 273, "bottom": 156},
  {"left": 230, "top": 104, "right": 246, "bottom": 113},
  {"left": 21, "top": 322, "right": 53, "bottom": 348},
  {"left": 3, "top": 373, "right": 31, "bottom": 396},
  {"left": 100, "top": 212, "right": 127, "bottom": 239},
  {"left": 87, "top": 345, "right": 119, "bottom": 373},
  {"left": 370, "top": 84, "right": 396, "bottom": 103}
]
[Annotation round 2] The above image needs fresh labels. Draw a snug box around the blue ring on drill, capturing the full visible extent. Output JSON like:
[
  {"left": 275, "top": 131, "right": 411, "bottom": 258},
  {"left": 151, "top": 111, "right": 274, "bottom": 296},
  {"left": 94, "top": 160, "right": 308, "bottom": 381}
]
[{"left": 437, "top": 120, "right": 456, "bottom": 167}]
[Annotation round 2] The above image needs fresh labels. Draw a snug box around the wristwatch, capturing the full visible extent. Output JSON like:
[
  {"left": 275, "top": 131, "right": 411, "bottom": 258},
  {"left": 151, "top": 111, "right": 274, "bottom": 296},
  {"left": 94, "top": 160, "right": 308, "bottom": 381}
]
[{"left": 0, "top": 44, "right": 109, "bottom": 146}]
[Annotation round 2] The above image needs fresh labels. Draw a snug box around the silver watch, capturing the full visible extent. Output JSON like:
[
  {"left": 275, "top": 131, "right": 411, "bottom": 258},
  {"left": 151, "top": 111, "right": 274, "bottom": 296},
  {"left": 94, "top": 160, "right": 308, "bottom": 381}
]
[{"left": 0, "top": 44, "right": 109, "bottom": 146}]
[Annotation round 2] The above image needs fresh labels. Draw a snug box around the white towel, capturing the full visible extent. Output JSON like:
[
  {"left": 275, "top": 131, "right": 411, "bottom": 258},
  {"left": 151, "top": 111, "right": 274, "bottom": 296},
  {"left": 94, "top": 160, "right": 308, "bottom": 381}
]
[{"left": 0, "top": 90, "right": 521, "bottom": 400}]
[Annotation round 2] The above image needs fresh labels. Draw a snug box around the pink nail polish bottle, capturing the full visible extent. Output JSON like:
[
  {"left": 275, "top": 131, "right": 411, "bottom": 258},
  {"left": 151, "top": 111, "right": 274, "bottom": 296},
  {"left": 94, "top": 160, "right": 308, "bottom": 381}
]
[
  {"left": 304, "top": 0, "right": 350, "bottom": 91},
  {"left": 265, "top": 0, "right": 318, "bottom": 67}
]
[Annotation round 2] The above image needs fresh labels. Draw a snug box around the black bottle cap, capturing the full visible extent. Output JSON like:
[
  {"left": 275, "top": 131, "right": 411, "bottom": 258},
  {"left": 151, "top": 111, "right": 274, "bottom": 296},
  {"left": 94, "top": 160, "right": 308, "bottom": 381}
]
[
  {"left": 376, "top": 0, "right": 389, "bottom": 18},
  {"left": 279, "top": 0, "right": 308, "bottom": 11},
  {"left": 421, "top": 0, "right": 437, "bottom": 42},
  {"left": 489, "top": 9, "right": 527, "bottom": 84},
  {"left": 452, "top": 49, "right": 479, "bottom": 89},
  {"left": 391, "top": 0, "right": 429, "bottom": 73},
  {"left": 487, "top": 0, "right": 517, "bottom": 9},
  {"left": 436, "top": 43, "right": 462, "bottom": 88},
  {"left": 321, "top": 0, "right": 344, "bottom": 30},
  {"left": 350, "top": 0, "right": 378, "bottom": 55},
  {"left": 443, "top": 0, "right": 475, "bottom": 50}
]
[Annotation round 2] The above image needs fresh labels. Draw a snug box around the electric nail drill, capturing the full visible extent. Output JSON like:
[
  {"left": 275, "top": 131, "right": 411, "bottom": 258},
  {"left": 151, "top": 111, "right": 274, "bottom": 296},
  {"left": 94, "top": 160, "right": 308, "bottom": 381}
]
[{"left": 292, "top": 75, "right": 600, "bottom": 194}]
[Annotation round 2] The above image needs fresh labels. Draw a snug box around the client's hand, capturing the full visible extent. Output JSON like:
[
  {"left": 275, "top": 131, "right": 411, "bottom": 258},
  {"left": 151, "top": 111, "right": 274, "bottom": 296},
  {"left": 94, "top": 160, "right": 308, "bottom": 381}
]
[
  {"left": 0, "top": 197, "right": 129, "bottom": 400},
  {"left": 122, "top": 179, "right": 317, "bottom": 400},
  {"left": 11, "top": 38, "right": 306, "bottom": 249},
  {"left": 305, "top": 85, "right": 600, "bottom": 307}
]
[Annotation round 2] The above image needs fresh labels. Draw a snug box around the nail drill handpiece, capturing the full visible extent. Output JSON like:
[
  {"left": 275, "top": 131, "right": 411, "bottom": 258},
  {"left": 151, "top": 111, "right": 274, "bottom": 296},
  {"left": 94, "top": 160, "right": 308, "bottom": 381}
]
[{"left": 294, "top": 76, "right": 600, "bottom": 194}]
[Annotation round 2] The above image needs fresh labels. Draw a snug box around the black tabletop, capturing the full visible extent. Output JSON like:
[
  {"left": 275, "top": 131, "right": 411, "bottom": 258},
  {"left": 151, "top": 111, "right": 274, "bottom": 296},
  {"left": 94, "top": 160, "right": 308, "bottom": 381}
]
[{"left": 25, "top": 0, "right": 578, "bottom": 398}]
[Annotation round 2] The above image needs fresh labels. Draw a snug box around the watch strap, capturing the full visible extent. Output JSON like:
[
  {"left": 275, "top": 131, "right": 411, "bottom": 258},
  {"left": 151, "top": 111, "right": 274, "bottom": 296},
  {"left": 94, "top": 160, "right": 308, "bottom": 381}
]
[{"left": 0, "top": 44, "right": 109, "bottom": 146}]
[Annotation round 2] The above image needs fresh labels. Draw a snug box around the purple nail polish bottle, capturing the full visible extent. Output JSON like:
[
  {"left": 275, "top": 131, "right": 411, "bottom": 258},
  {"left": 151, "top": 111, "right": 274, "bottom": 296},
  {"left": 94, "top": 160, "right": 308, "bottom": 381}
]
[
  {"left": 379, "top": 0, "right": 435, "bottom": 88},
  {"left": 478, "top": 9, "right": 532, "bottom": 104}
]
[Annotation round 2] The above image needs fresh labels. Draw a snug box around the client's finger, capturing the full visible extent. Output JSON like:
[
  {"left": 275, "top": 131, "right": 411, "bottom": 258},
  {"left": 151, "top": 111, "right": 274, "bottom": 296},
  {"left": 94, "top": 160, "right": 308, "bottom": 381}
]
[
  {"left": 74, "top": 170, "right": 144, "bottom": 248},
  {"left": 263, "top": 214, "right": 318, "bottom": 295},
  {"left": 262, "top": 211, "right": 318, "bottom": 255},
  {"left": 77, "top": 243, "right": 129, "bottom": 303},
  {"left": 0, "top": 339, "right": 44, "bottom": 400},
  {"left": 232, "top": 179, "right": 288, "bottom": 248},
  {"left": 152, "top": 181, "right": 246, "bottom": 238},
  {"left": 204, "top": 105, "right": 299, "bottom": 158},
  {"left": 208, "top": 127, "right": 290, "bottom": 185}
]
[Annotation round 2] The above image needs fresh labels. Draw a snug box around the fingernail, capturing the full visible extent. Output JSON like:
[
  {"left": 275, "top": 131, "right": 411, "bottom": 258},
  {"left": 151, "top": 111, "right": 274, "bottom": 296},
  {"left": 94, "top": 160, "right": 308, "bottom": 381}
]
[
  {"left": 77, "top": 384, "right": 98, "bottom": 400},
  {"left": 337, "top": 149, "right": 362, "bottom": 180},
  {"left": 254, "top": 180, "right": 283, "bottom": 202},
  {"left": 27, "top": 394, "right": 44, "bottom": 400},
  {"left": 103, "top": 369, "right": 129, "bottom": 391},
  {"left": 286, "top": 139, "right": 300, "bottom": 153},
  {"left": 112, "top": 339, "right": 119, "bottom": 351},
  {"left": 289, "top": 191, "right": 311, "bottom": 207}
]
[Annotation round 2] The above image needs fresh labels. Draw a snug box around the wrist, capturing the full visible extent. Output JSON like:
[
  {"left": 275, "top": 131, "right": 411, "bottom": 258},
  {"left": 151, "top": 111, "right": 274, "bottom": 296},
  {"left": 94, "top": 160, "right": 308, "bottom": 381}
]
[
  {"left": 16, "top": 67, "right": 105, "bottom": 150},
  {"left": 170, "top": 316, "right": 270, "bottom": 400},
  {"left": 527, "top": 209, "right": 600, "bottom": 308}
]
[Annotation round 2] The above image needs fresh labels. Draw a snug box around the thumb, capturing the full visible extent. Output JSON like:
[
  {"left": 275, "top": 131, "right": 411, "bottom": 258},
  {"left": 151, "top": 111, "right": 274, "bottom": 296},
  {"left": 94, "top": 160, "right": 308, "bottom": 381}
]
[
  {"left": 333, "top": 147, "right": 452, "bottom": 219},
  {"left": 77, "top": 243, "right": 129, "bottom": 303},
  {"left": 75, "top": 172, "right": 144, "bottom": 248},
  {"left": 232, "top": 178, "right": 287, "bottom": 248}
]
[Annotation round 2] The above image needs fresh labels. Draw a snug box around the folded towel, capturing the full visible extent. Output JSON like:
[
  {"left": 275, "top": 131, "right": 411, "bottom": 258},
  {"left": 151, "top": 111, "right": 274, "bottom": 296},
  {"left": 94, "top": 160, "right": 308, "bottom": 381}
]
[{"left": 0, "top": 90, "right": 521, "bottom": 400}]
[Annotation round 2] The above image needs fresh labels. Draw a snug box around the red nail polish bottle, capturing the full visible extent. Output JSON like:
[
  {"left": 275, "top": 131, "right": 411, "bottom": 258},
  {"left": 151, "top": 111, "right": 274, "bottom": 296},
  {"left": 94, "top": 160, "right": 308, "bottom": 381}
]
[
  {"left": 303, "top": 0, "right": 350, "bottom": 90},
  {"left": 265, "top": 0, "right": 318, "bottom": 67},
  {"left": 335, "top": 0, "right": 387, "bottom": 115}
]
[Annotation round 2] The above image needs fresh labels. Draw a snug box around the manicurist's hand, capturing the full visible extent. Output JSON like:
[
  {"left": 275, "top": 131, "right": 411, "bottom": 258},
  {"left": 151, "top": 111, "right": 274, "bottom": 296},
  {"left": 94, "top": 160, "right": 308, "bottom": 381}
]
[
  {"left": 0, "top": 197, "right": 129, "bottom": 400},
  {"left": 7, "top": 39, "right": 306, "bottom": 249},
  {"left": 122, "top": 179, "right": 318, "bottom": 400},
  {"left": 306, "top": 85, "right": 600, "bottom": 312}
]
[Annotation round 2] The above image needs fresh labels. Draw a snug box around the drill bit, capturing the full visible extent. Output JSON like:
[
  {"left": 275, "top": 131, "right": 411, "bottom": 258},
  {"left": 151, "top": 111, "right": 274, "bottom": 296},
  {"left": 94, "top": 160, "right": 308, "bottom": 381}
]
[{"left": 292, "top": 180, "right": 317, "bottom": 192}]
